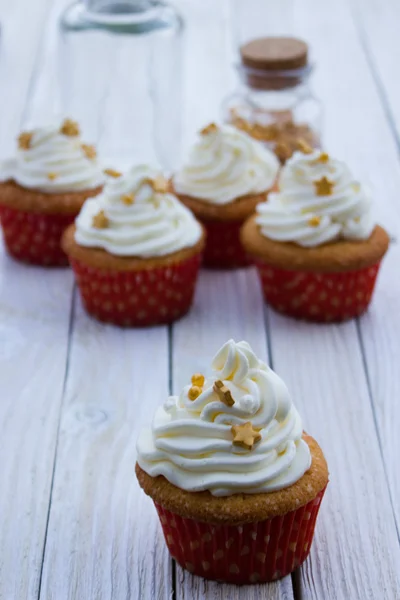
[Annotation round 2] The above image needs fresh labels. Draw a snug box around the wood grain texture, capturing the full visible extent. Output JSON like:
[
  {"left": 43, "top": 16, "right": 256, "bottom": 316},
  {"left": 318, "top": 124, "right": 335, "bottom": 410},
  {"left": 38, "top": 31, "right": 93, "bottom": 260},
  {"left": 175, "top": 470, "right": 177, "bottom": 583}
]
[
  {"left": 172, "top": 270, "right": 294, "bottom": 600},
  {"left": 39, "top": 300, "right": 172, "bottom": 600}
]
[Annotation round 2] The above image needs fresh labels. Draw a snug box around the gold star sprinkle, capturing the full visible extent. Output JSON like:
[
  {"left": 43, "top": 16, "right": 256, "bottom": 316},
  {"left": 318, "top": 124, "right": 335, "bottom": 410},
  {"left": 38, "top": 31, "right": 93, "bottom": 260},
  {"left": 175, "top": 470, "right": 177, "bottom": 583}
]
[
  {"left": 296, "top": 139, "right": 313, "bottom": 154},
  {"left": 60, "top": 118, "right": 80, "bottom": 137},
  {"left": 92, "top": 210, "right": 109, "bottom": 229},
  {"left": 308, "top": 215, "right": 321, "bottom": 227},
  {"left": 200, "top": 122, "right": 218, "bottom": 136},
  {"left": 317, "top": 152, "right": 330, "bottom": 164},
  {"left": 191, "top": 373, "right": 205, "bottom": 388},
  {"left": 231, "top": 422, "right": 261, "bottom": 451},
  {"left": 121, "top": 193, "right": 135, "bottom": 205},
  {"left": 104, "top": 168, "right": 122, "bottom": 178},
  {"left": 188, "top": 386, "right": 202, "bottom": 401},
  {"left": 314, "top": 176, "right": 334, "bottom": 196},
  {"left": 213, "top": 380, "right": 234, "bottom": 407},
  {"left": 18, "top": 131, "right": 33, "bottom": 150},
  {"left": 81, "top": 144, "right": 97, "bottom": 160},
  {"left": 47, "top": 172, "right": 58, "bottom": 181}
]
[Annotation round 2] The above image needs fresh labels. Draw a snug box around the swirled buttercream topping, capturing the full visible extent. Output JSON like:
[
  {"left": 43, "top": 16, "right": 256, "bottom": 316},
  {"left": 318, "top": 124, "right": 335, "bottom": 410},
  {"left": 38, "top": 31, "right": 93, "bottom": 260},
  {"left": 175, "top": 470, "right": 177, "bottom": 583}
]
[
  {"left": 173, "top": 124, "right": 279, "bottom": 204},
  {"left": 256, "top": 149, "right": 375, "bottom": 247},
  {"left": 137, "top": 339, "right": 311, "bottom": 496}
]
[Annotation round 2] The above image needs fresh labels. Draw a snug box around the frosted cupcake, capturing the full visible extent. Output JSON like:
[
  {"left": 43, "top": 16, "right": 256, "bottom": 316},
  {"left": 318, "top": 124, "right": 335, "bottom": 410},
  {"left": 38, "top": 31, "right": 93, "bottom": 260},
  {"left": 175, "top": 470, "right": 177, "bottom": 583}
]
[
  {"left": 0, "top": 119, "right": 104, "bottom": 266},
  {"left": 173, "top": 123, "right": 279, "bottom": 268},
  {"left": 136, "top": 339, "right": 328, "bottom": 584},
  {"left": 62, "top": 165, "right": 205, "bottom": 327},
  {"left": 241, "top": 148, "right": 390, "bottom": 321}
]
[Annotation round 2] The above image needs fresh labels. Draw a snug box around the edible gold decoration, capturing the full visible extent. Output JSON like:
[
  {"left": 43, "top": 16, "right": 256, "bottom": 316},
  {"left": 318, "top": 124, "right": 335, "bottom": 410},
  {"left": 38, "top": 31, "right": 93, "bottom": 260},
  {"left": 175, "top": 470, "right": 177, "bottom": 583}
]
[
  {"left": 121, "top": 193, "right": 135, "bottom": 205},
  {"left": 188, "top": 386, "right": 202, "bottom": 401},
  {"left": 314, "top": 176, "right": 334, "bottom": 196},
  {"left": 317, "top": 152, "right": 330, "bottom": 164},
  {"left": 200, "top": 122, "right": 218, "bottom": 136},
  {"left": 60, "top": 118, "right": 80, "bottom": 137},
  {"left": 82, "top": 144, "right": 97, "bottom": 160},
  {"left": 231, "top": 422, "right": 261, "bottom": 450},
  {"left": 18, "top": 132, "right": 33, "bottom": 150},
  {"left": 213, "top": 380, "right": 234, "bottom": 407},
  {"left": 92, "top": 210, "right": 109, "bottom": 229},
  {"left": 191, "top": 373, "right": 205, "bottom": 388},
  {"left": 47, "top": 172, "right": 58, "bottom": 181},
  {"left": 104, "top": 168, "right": 122, "bottom": 178},
  {"left": 308, "top": 215, "right": 321, "bottom": 227}
]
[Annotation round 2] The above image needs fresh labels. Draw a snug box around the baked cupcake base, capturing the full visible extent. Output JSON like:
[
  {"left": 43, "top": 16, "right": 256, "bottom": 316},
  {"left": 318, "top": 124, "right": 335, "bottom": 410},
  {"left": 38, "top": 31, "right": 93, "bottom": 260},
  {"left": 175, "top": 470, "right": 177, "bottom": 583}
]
[
  {"left": 241, "top": 216, "right": 390, "bottom": 322},
  {"left": 173, "top": 189, "right": 268, "bottom": 269},
  {"left": 62, "top": 225, "right": 205, "bottom": 327},
  {"left": 136, "top": 434, "right": 328, "bottom": 584},
  {"left": 0, "top": 181, "right": 101, "bottom": 267}
]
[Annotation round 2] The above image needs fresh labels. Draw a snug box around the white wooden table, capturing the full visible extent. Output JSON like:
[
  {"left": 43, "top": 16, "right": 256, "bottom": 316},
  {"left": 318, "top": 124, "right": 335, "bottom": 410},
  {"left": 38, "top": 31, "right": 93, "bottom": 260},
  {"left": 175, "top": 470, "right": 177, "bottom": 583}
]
[{"left": 1, "top": 1, "right": 400, "bottom": 598}]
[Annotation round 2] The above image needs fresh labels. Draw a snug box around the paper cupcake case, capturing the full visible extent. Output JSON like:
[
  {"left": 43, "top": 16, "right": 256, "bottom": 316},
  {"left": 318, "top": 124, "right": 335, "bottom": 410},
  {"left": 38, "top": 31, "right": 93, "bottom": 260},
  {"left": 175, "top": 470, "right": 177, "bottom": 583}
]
[
  {"left": 154, "top": 486, "right": 326, "bottom": 585},
  {"left": 202, "top": 219, "right": 251, "bottom": 269},
  {"left": 0, "top": 205, "right": 75, "bottom": 266},
  {"left": 254, "top": 259, "right": 382, "bottom": 322},
  {"left": 70, "top": 253, "right": 202, "bottom": 327}
]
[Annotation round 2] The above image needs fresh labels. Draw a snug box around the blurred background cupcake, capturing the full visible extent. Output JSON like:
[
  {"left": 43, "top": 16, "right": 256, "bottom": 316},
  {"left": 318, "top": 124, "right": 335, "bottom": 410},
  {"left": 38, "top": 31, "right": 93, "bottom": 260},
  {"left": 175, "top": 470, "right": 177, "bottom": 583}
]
[
  {"left": 0, "top": 118, "right": 104, "bottom": 266},
  {"left": 241, "top": 147, "right": 390, "bottom": 321},
  {"left": 136, "top": 338, "right": 328, "bottom": 584},
  {"left": 173, "top": 123, "right": 279, "bottom": 269},
  {"left": 62, "top": 164, "right": 205, "bottom": 327}
]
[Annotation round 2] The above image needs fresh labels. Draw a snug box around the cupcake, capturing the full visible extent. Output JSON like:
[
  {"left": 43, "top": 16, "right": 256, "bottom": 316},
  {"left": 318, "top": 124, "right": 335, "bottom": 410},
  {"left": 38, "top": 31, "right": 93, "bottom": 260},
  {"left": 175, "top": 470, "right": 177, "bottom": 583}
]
[
  {"left": 241, "top": 148, "right": 390, "bottom": 322},
  {"left": 136, "top": 339, "right": 328, "bottom": 584},
  {"left": 62, "top": 165, "right": 205, "bottom": 327},
  {"left": 173, "top": 123, "right": 279, "bottom": 269},
  {"left": 0, "top": 119, "right": 104, "bottom": 266}
]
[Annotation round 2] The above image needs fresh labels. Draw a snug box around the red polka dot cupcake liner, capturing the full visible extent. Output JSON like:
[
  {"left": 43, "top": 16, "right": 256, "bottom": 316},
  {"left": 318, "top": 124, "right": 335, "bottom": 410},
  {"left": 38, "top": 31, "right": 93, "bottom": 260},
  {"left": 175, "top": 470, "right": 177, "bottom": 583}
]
[
  {"left": 70, "top": 253, "right": 202, "bottom": 327},
  {"left": 0, "top": 205, "right": 75, "bottom": 266},
  {"left": 202, "top": 219, "right": 251, "bottom": 269},
  {"left": 154, "top": 486, "right": 326, "bottom": 584},
  {"left": 254, "top": 259, "right": 383, "bottom": 322}
]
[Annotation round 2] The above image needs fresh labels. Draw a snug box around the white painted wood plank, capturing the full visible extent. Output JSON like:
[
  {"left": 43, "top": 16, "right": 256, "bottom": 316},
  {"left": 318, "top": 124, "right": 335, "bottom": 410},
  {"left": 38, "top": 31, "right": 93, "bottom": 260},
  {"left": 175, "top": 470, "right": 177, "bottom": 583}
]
[
  {"left": 172, "top": 270, "right": 294, "bottom": 600},
  {"left": 39, "top": 301, "right": 173, "bottom": 600},
  {"left": 347, "top": 0, "right": 400, "bottom": 535},
  {"left": 0, "top": 252, "right": 73, "bottom": 600},
  {"left": 0, "top": 1, "right": 74, "bottom": 599}
]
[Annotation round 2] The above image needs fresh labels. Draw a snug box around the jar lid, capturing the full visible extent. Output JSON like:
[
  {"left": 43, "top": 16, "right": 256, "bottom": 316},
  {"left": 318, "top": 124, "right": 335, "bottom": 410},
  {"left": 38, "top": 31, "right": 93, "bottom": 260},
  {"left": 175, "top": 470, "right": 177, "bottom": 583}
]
[{"left": 240, "top": 37, "right": 308, "bottom": 72}]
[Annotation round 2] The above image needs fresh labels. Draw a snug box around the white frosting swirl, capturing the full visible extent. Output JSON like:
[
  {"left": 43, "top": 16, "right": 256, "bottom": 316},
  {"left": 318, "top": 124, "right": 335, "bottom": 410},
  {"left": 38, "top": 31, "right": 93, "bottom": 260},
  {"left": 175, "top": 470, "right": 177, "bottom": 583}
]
[
  {"left": 75, "top": 165, "right": 203, "bottom": 258},
  {"left": 0, "top": 122, "right": 104, "bottom": 193},
  {"left": 174, "top": 124, "right": 279, "bottom": 205},
  {"left": 256, "top": 150, "right": 375, "bottom": 247},
  {"left": 137, "top": 339, "right": 311, "bottom": 496}
]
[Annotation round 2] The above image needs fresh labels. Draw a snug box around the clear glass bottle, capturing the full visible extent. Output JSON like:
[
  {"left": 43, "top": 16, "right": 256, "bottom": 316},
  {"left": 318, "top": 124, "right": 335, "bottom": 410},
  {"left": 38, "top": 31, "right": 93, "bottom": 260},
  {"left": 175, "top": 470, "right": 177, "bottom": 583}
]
[
  {"left": 222, "top": 36, "right": 322, "bottom": 163},
  {"left": 59, "top": 0, "right": 183, "bottom": 171}
]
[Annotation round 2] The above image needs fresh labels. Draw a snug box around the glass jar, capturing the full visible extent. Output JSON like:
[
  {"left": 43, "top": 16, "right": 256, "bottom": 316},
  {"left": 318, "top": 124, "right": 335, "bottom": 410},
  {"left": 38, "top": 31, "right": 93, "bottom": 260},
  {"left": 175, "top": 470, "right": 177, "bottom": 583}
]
[
  {"left": 59, "top": 0, "right": 184, "bottom": 171},
  {"left": 222, "top": 37, "right": 322, "bottom": 163}
]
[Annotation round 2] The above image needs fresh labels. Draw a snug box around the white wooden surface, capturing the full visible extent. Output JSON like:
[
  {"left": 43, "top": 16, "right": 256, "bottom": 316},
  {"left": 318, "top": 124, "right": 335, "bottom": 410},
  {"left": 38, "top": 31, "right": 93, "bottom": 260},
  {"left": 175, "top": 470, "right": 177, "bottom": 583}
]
[{"left": 1, "top": 1, "right": 400, "bottom": 599}]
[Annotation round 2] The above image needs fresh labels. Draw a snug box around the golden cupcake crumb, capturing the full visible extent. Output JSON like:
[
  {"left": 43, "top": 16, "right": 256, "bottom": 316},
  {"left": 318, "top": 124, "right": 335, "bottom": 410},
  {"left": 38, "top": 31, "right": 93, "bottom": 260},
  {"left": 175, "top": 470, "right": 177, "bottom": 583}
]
[
  {"left": 314, "top": 176, "right": 334, "bottom": 196},
  {"left": 231, "top": 422, "right": 261, "bottom": 450},
  {"left": 104, "top": 168, "right": 122, "bottom": 178},
  {"left": 188, "top": 386, "right": 202, "bottom": 401},
  {"left": 47, "top": 172, "right": 58, "bottom": 181},
  {"left": 200, "top": 122, "right": 218, "bottom": 136},
  {"left": 121, "top": 193, "right": 135, "bottom": 205},
  {"left": 213, "top": 380, "right": 234, "bottom": 406},
  {"left": 308, "top": 215, "right": 321, "bottom": 227},
  {"left": 60, "top": 118, "right": 80, "bottom": 137},
  {"left": 82, "top": 144, "right": 97, "bottom": 160},
  {"left": 92, "top": 210, "right": 109, "bottom": 229},
  {"left": 18, "top": 131, "right": 33, "bottom": 150},
  {"left": 191, "top": 373, "right": 205, "bottom": 387}
]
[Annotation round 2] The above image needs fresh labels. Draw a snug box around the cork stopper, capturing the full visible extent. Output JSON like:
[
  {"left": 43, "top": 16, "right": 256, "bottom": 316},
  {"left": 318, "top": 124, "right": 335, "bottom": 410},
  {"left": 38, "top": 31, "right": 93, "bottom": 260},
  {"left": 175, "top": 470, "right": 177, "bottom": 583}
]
[
  {"left": 241, "top": 37, "right": 308, "bottom": 72},
  {"left": 240, "top": 37, "right": 309, "bottom": 91}
]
